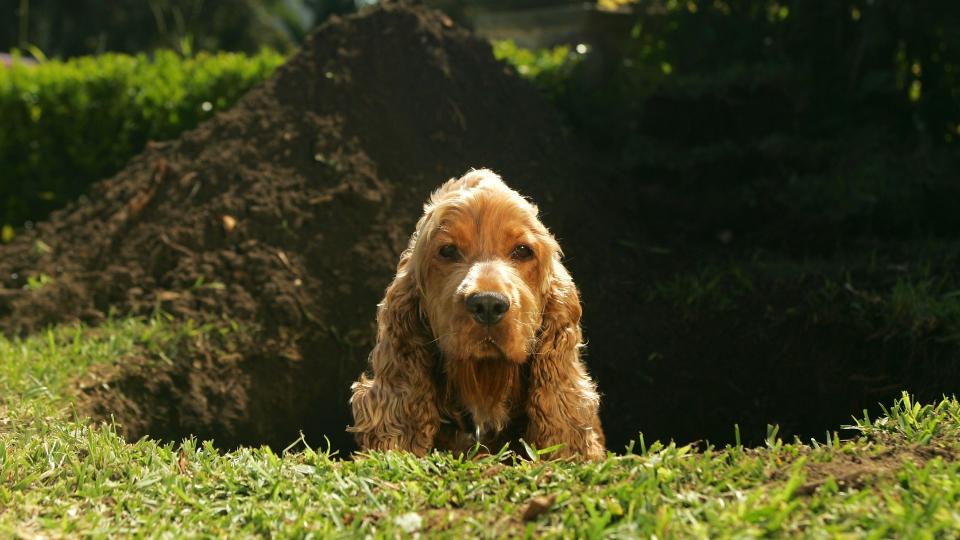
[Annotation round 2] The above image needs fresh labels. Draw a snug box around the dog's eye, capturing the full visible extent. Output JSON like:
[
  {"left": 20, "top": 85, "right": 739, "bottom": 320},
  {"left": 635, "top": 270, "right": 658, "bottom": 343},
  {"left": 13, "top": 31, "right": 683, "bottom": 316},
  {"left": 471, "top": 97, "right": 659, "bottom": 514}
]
[
  {"left": 438, "top": 244, "right": 461, "bottom": 261},
  {"left": 511, "top": 244, "right": 534, "bottom": 261}
]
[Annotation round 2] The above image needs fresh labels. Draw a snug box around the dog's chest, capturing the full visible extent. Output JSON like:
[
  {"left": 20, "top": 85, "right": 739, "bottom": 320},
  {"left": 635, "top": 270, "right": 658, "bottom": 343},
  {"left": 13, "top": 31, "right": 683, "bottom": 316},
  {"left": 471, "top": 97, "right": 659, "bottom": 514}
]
[{"left": 434, "top": 353, "right": 530, "bottom": 453}]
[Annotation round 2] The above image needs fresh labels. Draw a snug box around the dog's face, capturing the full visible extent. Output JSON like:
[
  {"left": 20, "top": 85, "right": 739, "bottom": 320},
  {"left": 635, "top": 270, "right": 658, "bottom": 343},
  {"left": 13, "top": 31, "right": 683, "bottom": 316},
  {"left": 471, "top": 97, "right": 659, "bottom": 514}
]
[{"left": 412, "top": 173, "right": 559, "bottom": 365}]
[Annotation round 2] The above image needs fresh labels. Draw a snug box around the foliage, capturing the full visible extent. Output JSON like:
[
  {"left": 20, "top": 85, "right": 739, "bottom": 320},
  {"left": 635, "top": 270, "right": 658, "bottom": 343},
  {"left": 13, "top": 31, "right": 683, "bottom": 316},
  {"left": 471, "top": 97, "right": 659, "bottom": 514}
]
[
  {"left": 0, "top": 49, "right": 284, "bottom": 233},
  {"left": 1, "top": 0, "right": 307, "bottom": 57},
  {"left": 503, "top": 0, "right": 960, "bottom": 234},
  {"left": 644, "top": 247, "right": 960, "bottom": 347},
  {"left": 493, "top": 40, "right": 575, "bottom": 79},
  {"left": 845, "top": 274, "right": 960, "bottom": 346},
  {"left": 595, "top": 0, "right": 960, "bottom": 145},
  {"left": 493, "top": 40, "right": 581, "bottom": 102},
  {"left": 426, "top": 1, "right": 584, "bottom": 25}
]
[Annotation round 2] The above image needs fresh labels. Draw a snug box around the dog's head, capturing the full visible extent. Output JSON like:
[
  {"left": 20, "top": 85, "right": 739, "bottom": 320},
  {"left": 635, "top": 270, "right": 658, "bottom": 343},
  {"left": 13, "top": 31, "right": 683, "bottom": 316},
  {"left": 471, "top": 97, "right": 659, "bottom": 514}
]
[
  {"left": 350, "top": 169, "right": 599, "bottom": 454},
  {"left": 409, "top": 169, "right": 561, "bottom": 365}
]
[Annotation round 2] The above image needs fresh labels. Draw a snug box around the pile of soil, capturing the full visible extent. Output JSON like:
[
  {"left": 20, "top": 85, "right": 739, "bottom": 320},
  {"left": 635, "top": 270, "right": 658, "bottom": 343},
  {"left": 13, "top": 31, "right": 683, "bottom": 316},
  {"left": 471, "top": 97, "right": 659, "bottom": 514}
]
[{"left": 0, "top": 1, "right": 578, "bottom": 451}]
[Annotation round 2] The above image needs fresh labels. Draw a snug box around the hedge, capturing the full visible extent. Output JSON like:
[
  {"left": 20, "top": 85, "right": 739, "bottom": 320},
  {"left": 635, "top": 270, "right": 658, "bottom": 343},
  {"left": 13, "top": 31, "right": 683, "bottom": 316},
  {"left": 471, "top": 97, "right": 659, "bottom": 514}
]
[{"left": 0, "top": 49, "right": 285, "bottom": 238}]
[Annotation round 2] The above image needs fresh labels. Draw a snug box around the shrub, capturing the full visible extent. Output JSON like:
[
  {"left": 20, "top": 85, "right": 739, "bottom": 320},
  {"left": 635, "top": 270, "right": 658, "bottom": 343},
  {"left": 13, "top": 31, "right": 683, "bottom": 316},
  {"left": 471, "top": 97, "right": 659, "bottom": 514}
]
[
  {"left": 0, "top": 49, "right": 285, "bottom": 235},
  {"left": 492, "top": 40, "right": 580, "bottom": 102}
]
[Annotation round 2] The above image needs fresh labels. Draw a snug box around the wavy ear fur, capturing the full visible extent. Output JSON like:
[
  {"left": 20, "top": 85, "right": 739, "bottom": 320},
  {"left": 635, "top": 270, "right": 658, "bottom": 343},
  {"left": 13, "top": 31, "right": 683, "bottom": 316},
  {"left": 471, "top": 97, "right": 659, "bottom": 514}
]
[
  {"left": 348, "top": 248, "right": 440, "bottom": 455},
  {"left": 525, "top": 260, "right": 605, "bottom": 459}
]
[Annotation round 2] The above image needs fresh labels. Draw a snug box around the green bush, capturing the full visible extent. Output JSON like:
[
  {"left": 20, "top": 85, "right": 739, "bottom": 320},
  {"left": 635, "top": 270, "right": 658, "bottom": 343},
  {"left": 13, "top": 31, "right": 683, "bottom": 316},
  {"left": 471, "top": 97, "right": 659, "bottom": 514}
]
[
  {"left": 0, "top": 49, "right": 285, "bottom": 236},
  {"left": 493, "top": 40, "right": 580, "bottom": 100}
]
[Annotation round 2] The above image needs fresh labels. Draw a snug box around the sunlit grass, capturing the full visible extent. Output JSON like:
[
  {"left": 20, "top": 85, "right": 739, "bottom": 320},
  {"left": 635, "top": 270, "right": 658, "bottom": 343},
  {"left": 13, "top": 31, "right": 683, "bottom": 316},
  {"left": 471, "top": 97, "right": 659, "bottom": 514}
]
[
  {"left": 0, "top": 315, "right": 238, "bottom": 405},
  {"left": 1, "top": 319, "right": 959, "bottom": 537}
]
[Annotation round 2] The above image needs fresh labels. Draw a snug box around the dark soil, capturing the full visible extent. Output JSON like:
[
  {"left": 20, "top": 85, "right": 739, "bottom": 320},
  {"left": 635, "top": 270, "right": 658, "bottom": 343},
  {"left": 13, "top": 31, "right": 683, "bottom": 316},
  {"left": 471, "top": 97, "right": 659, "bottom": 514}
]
[
  {"left": 766, "top": 436, "right": 960, "bottom": 497},
  {"left": 1, "top": 1, "right": 957, "bottom": 453}
]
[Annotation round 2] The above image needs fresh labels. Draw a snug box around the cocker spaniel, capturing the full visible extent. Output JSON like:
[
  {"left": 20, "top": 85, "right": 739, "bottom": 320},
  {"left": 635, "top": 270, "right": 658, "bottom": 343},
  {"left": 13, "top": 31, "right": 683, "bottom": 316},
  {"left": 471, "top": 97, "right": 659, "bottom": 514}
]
[{"left": 348, "top": 169, "right": 604, "bottom": 460}]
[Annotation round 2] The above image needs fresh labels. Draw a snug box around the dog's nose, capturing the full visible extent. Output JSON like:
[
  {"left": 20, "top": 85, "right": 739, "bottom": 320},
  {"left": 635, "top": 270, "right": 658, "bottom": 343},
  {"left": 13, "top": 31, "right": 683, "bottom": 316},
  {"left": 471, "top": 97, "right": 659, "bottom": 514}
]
[{"left": 465, "top": 292, "right": 510, "bottom": 325}]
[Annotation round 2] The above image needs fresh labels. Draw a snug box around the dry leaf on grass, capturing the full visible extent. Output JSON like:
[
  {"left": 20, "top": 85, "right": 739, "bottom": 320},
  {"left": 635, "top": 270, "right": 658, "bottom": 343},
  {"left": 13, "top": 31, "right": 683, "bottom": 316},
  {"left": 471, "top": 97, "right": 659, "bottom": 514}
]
[
  {"left": 521, "top": 495, "right": 556, "bottom": 522},
  {"left": 177, "top": 450, "right": 189, "bottom": 475}
]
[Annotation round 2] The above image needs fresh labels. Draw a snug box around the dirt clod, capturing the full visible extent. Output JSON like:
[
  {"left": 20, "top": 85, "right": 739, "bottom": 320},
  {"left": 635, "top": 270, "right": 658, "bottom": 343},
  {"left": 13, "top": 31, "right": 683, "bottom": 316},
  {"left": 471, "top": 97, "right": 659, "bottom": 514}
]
[{"left": 521, "top": 495, "right": 556, "bottom": 522}]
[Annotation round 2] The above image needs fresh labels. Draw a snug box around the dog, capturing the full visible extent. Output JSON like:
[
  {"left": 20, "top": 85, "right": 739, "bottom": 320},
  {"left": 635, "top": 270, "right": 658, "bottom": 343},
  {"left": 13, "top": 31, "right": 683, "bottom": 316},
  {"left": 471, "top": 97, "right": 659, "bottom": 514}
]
[{"left": 349, "top": 169, "right": 604, "bottom": 460}]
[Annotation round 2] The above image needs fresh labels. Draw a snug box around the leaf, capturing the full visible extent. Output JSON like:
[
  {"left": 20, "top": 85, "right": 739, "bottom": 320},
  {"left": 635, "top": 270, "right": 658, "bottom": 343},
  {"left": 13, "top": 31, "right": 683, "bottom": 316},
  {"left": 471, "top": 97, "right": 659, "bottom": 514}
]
[
  {"left": 519, "top": 439, "right": 539, "bottom": 462},
  {"left": 221, "top": 214, "right": 237, "bottom": 233},
  {"left": 177, "top": 450, "right": 189, "bottom": 475},
  {"left": 481, "top": 464, "right": 506, "bottom": 478}
]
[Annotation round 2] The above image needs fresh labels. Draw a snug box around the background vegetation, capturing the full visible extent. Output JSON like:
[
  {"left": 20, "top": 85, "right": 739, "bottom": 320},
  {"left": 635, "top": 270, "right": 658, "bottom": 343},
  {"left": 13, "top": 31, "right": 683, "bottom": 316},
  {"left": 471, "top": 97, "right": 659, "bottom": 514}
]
[
  {"left": 1, "top": 0, "right": 337, "bottom": 57},
  {"left": 500, "top": 0, "right": 960, "bottom": 235},
  {"left": 5, "top": 0, "right": 959, "bottom": 235},
  {"left": 0, "top": 50, "right": 283, "bottom": 235}
]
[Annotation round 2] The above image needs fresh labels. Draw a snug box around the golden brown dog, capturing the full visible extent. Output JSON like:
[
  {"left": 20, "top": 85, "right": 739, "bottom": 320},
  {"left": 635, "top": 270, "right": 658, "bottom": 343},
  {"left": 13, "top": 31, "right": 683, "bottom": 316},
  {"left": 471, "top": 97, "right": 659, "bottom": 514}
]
[{"left": 348, "top": 169, "right": 604, "bottom": 459}]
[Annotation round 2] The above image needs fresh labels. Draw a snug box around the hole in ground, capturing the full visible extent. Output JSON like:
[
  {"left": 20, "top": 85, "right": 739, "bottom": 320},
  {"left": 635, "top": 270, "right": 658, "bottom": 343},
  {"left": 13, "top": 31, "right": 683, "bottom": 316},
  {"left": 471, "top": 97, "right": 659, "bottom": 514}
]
[
  {"left": 77, "top": 312, "right": 960, "bottom": 455},
  {"left": 78, "top": 337, "right": 364, "bottom": 454},
  {"left": 592, "top": 301, "right": 960, "bottom": 449}
]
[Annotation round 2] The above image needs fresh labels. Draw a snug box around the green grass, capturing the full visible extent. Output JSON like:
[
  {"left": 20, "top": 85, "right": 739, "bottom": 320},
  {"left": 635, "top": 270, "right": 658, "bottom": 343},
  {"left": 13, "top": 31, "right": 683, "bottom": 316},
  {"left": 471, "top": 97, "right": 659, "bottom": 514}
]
[
  {"left": 648, "top": 262, "right": 758, "bottom": 314},
  {"left": 885, "top": 277, "right": 960, "bottom": 343},
  {"left": 0, "top": 316, "right": 237, "bottom": 404},
  {"left": 2, "top": 318, "right": 960, "bottom": 537},
  {"left": 647, "top": 253, "right": 960, "bottom": 346},
  {"left": 1, "top": 49, "right": 285, "bottom": 231}
]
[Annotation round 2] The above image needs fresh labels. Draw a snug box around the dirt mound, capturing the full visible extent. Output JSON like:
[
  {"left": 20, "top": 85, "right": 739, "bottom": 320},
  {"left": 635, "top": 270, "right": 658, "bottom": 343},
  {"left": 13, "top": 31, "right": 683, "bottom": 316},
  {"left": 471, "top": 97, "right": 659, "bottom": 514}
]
[{"left": 0, "top": 2, "right": 577, "bottom": 451}]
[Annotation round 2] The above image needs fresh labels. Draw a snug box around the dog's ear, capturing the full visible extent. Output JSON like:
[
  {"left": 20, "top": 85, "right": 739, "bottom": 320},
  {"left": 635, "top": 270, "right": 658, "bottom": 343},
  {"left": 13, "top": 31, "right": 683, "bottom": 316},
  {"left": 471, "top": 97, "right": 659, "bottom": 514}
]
[
  {"left": 348, "top": 248, "right": 441, "bottom": 455},
  {"left": 525, "top": 258, "right": 605, "bottom": 459}
]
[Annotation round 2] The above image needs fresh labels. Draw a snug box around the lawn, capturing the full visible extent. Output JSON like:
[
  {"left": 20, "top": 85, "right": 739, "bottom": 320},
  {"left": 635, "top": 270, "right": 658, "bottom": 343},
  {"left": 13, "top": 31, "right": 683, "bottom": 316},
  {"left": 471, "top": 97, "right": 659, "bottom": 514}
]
[{"left": 1, "top": 318, "right": 959, "bottom": 537}]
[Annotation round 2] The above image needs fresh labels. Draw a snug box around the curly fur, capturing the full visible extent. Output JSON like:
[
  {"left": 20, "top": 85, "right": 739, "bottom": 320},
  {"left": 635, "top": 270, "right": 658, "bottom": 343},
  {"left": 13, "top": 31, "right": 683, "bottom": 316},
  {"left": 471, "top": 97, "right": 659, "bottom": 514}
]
[{"left": 349, "top": 169, "right": 604, "bottom": 460}]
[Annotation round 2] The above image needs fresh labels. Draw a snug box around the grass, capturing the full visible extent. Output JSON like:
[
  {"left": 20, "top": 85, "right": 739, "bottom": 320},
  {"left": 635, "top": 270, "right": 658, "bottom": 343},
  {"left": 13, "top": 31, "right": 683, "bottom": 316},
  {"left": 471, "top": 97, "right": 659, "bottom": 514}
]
[
  {"left": 1, "top": 318, "right": 960, "bottom": 537},
  {"left": 648, "top": 262, "right": 757, "bottom": 314},
  {"left": 647, "top": 252, "right": 960, "bottom": 346},
  {"left": 885, "top": 278, "right": 960, "bottom": 343},
  {"left": 0, "top": 316, "right": 237, "bottom": 404}
]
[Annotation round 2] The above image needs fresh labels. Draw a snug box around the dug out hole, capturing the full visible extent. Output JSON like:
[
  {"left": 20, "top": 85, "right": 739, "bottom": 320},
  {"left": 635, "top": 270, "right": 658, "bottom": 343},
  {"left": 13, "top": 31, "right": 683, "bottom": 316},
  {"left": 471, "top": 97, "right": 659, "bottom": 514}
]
[{"left": 77, "top": 307, "right": 960, "bottom": 453}]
